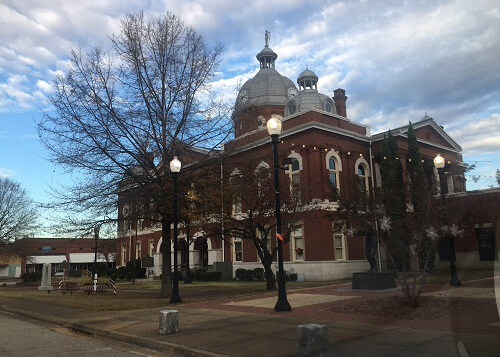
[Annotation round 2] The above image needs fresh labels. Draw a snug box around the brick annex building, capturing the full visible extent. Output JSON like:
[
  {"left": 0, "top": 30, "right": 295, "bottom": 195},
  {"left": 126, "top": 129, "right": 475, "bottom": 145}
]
[{"left": 116, "top": 38, "right": 499, "bottom": 280}]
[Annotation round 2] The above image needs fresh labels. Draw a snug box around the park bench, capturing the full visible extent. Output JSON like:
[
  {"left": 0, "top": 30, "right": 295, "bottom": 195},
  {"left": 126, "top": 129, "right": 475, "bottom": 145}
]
[
  {"left": 83, "top": 282, "right": 110, "bottom": 294},
  {"left": 62, "top": 281, "right": 79, "bottom": 294}
]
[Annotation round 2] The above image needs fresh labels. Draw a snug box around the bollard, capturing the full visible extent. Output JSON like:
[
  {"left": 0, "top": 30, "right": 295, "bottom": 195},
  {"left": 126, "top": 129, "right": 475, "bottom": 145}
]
[
  {"left": 159, "top": 310, "right": 179, "bottom": 335},
  {"left": 297, "top": 323, "right": 332, "bottom": 357}
]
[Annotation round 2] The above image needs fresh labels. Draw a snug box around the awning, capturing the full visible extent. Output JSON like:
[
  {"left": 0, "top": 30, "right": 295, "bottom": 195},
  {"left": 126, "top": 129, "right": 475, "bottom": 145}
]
[
  {"left": 27, "top": 255, "right": 67, "bottom": 264},
  {"left": 69, "top": 253, "right": 115, "bottom": 263}
]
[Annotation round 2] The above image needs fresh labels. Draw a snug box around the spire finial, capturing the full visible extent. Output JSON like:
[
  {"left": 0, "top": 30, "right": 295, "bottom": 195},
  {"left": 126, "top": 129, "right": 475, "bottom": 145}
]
[{"left": 265, "top": 30, "right": 270, "bottom": 47}]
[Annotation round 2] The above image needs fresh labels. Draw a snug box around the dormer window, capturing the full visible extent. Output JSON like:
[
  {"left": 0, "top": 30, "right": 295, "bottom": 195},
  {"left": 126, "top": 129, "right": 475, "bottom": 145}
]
[{"left": 258, "top": 116, "right": 266, "bottom": 128}]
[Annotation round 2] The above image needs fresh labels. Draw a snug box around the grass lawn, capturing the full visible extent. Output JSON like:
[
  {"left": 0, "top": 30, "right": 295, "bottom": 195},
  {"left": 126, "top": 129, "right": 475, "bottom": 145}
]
[{"left": 0, "top": 279, "right": 348, "bottom": 311}]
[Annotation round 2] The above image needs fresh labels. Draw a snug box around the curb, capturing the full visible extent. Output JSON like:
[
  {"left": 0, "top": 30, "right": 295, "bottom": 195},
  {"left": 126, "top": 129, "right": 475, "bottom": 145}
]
[{"left": 0, "top": 305, "right": 228, "bottom": 357}]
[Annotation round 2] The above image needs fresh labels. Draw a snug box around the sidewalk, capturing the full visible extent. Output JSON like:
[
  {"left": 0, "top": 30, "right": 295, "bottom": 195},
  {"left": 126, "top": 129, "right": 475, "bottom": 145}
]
[{"left": 1, "top": 283, "right": 499, "bottom": 357}]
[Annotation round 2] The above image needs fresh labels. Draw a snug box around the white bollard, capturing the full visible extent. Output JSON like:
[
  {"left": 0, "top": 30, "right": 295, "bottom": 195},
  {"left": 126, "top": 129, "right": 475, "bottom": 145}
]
[{"left": 159, "top": 310, "right": 179, "bottom": 335}]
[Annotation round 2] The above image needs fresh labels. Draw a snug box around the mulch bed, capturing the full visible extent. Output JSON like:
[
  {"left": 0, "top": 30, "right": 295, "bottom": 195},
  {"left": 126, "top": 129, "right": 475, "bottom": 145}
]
[{"left": 328, "top": 295, "right": 491, "bottom": 320}]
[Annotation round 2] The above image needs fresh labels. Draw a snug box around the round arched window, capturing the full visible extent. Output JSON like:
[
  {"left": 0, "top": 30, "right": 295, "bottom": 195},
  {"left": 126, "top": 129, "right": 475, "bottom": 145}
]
[
  {"left": 325, "top": 102, "right": 333, "bottom": 112},
  {"left": 288, "top": 102, "right": 297, "bottom": 115}
]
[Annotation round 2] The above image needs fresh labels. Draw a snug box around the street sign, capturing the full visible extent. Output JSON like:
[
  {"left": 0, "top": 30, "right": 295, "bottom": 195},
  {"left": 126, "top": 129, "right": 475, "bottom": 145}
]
[{"left": 141, "top": 255, "right": 154, "bottom": 268}]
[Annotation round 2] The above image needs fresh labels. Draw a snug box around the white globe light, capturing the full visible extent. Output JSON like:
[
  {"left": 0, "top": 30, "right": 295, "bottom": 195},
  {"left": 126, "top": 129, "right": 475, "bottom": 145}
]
[
  {"left": 266, "top": 114, "right": 283, "bottom": 136},
  {"left": 433, "top": 154, "right": 445, "bottom": 169},
  {"left": 170, "top": 156, "right": 182, "bottom": 173}
]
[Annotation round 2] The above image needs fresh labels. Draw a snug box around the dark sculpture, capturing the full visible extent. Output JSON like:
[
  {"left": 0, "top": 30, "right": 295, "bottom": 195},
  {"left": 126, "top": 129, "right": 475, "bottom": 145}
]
[{"left": 365, "top": 231, "right": 378, "bottom": 273}]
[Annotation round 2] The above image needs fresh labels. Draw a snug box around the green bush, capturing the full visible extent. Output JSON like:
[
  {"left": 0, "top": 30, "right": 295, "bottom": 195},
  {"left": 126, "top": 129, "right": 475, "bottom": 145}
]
[
  {"left": 118, "top": 273, "right": 126, "bottom": 280},
  {"left": 21, "top": 272, "right": 41, "bottom": 282},
  {"left": 286, "top": 273, "right": 298, "bottom": 282},
  {"left": 67, "top": 270, "right": 82, "bottom": 277},
  {"left": 252, "top": 268, "right": 264, "bottom": 281},
  {"left": 235, "top": 268, "right": 253, "bottom": 280},
  {"left": 125, "top": 272, "right": 134, "bottom": 281},
  {"left": 110, "top": 273, "right": 118, "bottom": 281},
  {"left": 117, "top": 266, "right": 128, "bottom": 275},
  {"left": 105, "top": 267, "right": 118, "bottom": 277}
]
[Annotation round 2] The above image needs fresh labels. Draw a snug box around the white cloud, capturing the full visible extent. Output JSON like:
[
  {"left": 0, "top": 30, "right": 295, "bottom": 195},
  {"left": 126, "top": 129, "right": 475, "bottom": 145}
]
[
  {"left": 0, "top": 0, "right": 498, "bottom": 156},
  {"left": 0, "top": 167, "right": 15, "bottom": 177}
]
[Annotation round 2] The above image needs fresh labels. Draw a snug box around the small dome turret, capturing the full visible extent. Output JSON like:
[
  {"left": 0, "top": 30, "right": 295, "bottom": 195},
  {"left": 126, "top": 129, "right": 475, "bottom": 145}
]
[
  {"left": 297, "top": 68, "right": 319, "bottom": 91},
  {"left": 285, "top": 67, "right": 336, "bottom": 117}
]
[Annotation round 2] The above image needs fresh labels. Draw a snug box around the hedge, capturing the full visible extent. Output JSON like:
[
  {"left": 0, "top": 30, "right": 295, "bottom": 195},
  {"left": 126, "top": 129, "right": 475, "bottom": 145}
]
[
  {"left": 21, "top": 272, "right": 41, "bottom": 282},
  {"left": 67, "top": 270, "right": 82, "bottom": 277}
]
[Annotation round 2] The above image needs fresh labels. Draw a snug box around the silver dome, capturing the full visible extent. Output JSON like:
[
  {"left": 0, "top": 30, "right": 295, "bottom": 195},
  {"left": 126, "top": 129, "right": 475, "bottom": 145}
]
[
  {"left": 285, "top": 89, "right": 337, "bottom": 116},
  {"left": 236, "top": 68, "right": 297, "bottom": 109}
]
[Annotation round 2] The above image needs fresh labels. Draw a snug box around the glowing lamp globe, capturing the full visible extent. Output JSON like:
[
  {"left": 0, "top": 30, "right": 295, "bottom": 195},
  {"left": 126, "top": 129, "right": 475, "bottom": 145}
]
[
  {"left": 266, "top": 114, "right": 283, "bottom": 136},
  {"left": 433, "top": 154, "right": 445, "bottom": 169},
  {"left": 170, "top": 156, "right": 182, "bottom": 173}
]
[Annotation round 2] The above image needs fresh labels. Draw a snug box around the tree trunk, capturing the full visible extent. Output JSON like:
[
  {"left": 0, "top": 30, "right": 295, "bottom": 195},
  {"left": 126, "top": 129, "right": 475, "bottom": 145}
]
[
  {"left": 159, "top": 215, "right": 172, "bottom": 298},
  {"left": 263, "top": 258, "right": 276, "bottom": 290}
]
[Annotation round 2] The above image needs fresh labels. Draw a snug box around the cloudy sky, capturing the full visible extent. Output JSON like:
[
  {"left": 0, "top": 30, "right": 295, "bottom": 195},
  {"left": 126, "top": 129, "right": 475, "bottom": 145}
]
[{"left": 0, "top": 0, "right": 499, "bottom": 219}]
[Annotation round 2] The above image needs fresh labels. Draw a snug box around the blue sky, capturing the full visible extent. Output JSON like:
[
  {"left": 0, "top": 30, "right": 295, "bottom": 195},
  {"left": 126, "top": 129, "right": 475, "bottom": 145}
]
[{"left": 1, "top": 0, "right": 499, "bottom": 233}]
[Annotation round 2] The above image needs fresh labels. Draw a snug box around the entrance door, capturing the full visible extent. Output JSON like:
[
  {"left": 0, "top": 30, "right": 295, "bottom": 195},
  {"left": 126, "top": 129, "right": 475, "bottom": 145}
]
[{"left": 476, "top": 227, "right": 497, "bottom": 261}]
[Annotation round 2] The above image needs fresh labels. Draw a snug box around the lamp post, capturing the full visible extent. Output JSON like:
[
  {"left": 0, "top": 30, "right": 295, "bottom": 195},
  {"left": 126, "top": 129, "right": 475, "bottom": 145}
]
[
  {"left": 434, "top": 154, "right": 461, "bottom": 286},
  {"left": 267, "top": 114, "right": 292, "bottom": 312},
  {"left": 170, "top": 156, "right": 183, "bottom": 303}
]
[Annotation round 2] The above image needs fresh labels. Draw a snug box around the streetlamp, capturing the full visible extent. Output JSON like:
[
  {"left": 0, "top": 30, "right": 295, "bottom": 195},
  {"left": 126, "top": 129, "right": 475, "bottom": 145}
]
[
  {"left": 267, "top": 114, "right": 292, "bottom": 312},
  {"left": 170, "top": 156, "right": 183, "bottom": 303},
  {"left": 433, "top": 154, "right": 461, "bottom": 286}
]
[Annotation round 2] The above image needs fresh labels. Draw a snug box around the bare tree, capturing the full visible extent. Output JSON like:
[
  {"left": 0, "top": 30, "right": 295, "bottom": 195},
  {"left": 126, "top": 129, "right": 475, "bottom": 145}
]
[
  {"left": 38, "top": 12, "right": 231, "bottom": 297},
  {"left": 0, "top": 178, "right": 38, "bottom": 256},
  {"left": 198, "top": 161, "right": 314, "bottom": 290}
]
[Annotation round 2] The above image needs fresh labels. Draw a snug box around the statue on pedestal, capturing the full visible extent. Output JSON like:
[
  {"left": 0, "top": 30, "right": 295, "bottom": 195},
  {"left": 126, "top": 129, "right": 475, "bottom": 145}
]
[{"left": 364, "top": 230, "right": 378, "bottom": 273}]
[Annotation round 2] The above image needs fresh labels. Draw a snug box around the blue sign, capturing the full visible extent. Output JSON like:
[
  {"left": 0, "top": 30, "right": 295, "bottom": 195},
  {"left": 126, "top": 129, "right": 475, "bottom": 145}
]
[{"left": 41, "top": 246, "right": 54, "bottom": 252}]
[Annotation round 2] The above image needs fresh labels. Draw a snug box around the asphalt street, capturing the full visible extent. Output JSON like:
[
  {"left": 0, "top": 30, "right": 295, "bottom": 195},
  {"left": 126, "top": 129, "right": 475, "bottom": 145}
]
[{"left": 0, "top": 310, "right": 161, "bottom": 356}]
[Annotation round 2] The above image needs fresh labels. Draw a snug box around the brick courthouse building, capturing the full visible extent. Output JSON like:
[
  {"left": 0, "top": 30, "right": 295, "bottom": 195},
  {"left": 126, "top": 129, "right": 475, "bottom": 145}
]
[{"left": 116, "top": 39, "right": 499, "bottom": 280}]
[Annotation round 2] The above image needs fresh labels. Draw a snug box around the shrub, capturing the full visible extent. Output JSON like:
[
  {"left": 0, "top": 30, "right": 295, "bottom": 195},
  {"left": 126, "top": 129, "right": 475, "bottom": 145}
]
[
  {"left": 192, "top": 267, "right": 207, "bottom": 281},
  {"left": 235, "top": 268, "right": 253, "bottom": 280},
  {"left": 110, "top": 273, "right": 118, "bottom": 281},
  {"left": 21, "top": 272, "right": 41, "bottom": 282},
  {"left": 89, "top": 262, "right": 108, "bottom": 276},
  {"left": 286, "top": 273, "right": 298, "bottom": 282},
  {"left": 118, "top": 273, "right": 126, "bottom": 281},
  {"left": 125, "top": 272, "right": 134, "bottom": 281},
  {"left": 252, "top": 268, "right": 264, "bottom": 281},
  {"left": 105, "top": 267, "right": 118, "bottom": 277},
  {"left": 117, "top": 266, "right": 127, "bottom": 275},
  {"left": 67, "top": 270, "right": 82, "bottom": 277}
]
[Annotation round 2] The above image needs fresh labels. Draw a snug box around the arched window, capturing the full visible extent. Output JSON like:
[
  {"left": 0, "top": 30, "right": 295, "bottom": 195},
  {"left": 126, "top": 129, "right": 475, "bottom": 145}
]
[
  {"left": 354, "top": 157, "right": 370, "bottom": 194},
  {"left": 326, "top": 150, "right": 342, "bottom": 193},
  {"left": 287, "top": 151, "right": 302, "bottom": 199},
  {"left": 357, "top": 164, "right": 368, "bottom": 193}
]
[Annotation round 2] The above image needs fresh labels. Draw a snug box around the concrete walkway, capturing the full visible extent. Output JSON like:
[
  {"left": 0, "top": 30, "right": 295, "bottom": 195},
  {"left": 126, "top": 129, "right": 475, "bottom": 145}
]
[{"left": 0, "top": 284, "right": 499, "bottom": 357}]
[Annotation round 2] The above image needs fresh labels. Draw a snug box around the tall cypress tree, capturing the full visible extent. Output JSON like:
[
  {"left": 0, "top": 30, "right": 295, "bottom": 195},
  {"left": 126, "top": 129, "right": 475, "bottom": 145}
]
[
  {"left": 380, "top": 130, "right": 408, "bottom": 271},
  {"left": 406, "top": 122, "right": 429, "bottom": 227}
]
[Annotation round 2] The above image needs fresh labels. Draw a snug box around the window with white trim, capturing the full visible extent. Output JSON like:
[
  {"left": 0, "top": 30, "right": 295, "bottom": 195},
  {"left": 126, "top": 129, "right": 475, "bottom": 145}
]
[
  {"left": 357, "top": 164, "right": 369, "bottom": 194},
  {"left": 233, "top": 238, "right": 243, "bottom": 262},
  {"left": 256, "top": 228, "right": 271, "bottom": 256},
  {"left": 148, "top": 240, "right": 154, "bottom": 257},
  {"left": 122, "top": 243, "right": 127, "bottom": 265},
  {"left": 291, "top": 225, "right": 304, "bottom": 261},
  {"left": 135, "top": 242, "right": 141, "bottom": 259},
  {"left": 333, "top": 222, "right": 346, "bottom": 260},
  {"left": 232, "top": 196, "right": 242, "bottom": 214},
  {"left": 328, "top": 157, "right": 339, "bottom": 189},
  {"left": 287, "top": 158, "right": 301, "bottom": 199}
]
